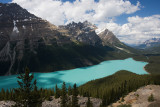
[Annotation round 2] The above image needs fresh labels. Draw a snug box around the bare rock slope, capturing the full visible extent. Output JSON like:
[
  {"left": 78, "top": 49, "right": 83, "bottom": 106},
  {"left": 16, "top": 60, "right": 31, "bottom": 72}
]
[{"left": 111, "top": 85, "right": 160, "bottom": 107}]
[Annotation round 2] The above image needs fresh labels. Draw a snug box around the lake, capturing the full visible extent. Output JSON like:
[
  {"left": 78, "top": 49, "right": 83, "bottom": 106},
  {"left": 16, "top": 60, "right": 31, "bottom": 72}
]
[{"left": 0, "top": 58, "right": 148, "bottom": 90}]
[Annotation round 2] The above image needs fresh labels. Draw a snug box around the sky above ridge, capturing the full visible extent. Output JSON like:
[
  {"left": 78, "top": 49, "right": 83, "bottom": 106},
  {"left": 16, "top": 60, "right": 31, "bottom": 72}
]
[{"left": 1, "top": 0, "right": 160, "bottom": 45}]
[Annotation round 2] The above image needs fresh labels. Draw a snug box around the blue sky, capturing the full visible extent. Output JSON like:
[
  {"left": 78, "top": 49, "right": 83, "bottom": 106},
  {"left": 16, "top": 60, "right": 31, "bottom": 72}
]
[
  {"left": 63, "top": 0, "right": 160, "bottom": 24},
  {"left": 116, "top": 0, "right": 160, "bottom": 24},
  {"left": 0, "top": 0, "right": 11, "bottom": 3},
  {"left": 1, "top": 0, "right": 160, "bottom": 44}
]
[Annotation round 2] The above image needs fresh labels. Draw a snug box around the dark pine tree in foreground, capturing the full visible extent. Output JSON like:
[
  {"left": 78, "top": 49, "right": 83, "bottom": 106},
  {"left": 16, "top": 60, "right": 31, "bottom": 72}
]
[
  {"left": 86, "top": 96, "right": 93, "bottom": 107},
  {"left": 100, "top": 95, "right": 107, "bottom": 107},
  {"left": 61, "top": 82, "right": 67, "bottom": 107},
  {"left": 68, "top": 85, "right": 72, "bottom": 96},
  {"left": 13, "top": 67, "right": 42, "bottom": 107},
  {"left": 72, "top": 83, "right": 79, "bottom": 107},
  {"left": 55, "top": 84, "right": 60, "bottom": 98}
]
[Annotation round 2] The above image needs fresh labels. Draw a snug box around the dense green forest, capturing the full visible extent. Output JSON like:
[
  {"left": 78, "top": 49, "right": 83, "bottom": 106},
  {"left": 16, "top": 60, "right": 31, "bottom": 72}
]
[
  {"left": 10, "top": 42, "right": 133, "bottom": 75},
  {"left": 133, "top": 55, "right": 160, "bottom": 74},
  {"left": 79, "top": 70, "right": 160, "bottom": 106}
]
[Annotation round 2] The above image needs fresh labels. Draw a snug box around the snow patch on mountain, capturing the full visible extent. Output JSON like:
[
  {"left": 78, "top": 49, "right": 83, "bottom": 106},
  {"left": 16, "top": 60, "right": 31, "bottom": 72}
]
[
  {"left": 22, "top": 25, "right": 26, "bottom": 29},
  {"left": 13, "top": 20, "right": 19, "bottom": 33},
  {"left": 144, "top": 38, "right": 160, "bottom": 44},
  {"left": 115, "top": 46, "right": 131, "bottom": 53},
  {"left": 95, "top": 27, "right": 109, "bottom": 35}
]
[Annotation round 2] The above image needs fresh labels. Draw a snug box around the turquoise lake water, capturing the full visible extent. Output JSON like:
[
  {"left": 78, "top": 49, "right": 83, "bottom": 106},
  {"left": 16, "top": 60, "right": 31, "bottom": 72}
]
[{"left": 0, "top": 58, "right": 148, "bottom": 90}]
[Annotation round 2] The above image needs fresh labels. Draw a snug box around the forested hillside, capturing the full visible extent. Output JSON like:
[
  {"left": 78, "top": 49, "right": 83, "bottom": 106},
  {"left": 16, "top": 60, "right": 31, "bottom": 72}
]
[
  {"left": 133, "top": 55, "right": 160, "bottom": 74},
  {"left": 79, "top": 70, "right": 160, "bottom": 106}
]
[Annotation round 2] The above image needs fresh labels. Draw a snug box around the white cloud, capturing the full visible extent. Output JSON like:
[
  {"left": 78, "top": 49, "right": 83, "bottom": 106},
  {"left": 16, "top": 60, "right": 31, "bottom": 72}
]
[
  {"left": 13, "top": 0, "right": 154, "bottom": 45},
  {"left": 12, "top": 0, "right": 140, "bottom": 25},
  {"left": 101, "top": 15, "right": 160, "bottom": 44}
]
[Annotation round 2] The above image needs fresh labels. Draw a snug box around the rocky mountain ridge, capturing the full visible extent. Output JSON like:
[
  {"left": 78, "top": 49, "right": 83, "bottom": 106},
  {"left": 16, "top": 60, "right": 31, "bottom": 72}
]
[
  {"left": 134, "top": 38, "right": 160, "bottom": 49},
  {"left": 58, "top": 21, "right": 102, "bottom": 46}
]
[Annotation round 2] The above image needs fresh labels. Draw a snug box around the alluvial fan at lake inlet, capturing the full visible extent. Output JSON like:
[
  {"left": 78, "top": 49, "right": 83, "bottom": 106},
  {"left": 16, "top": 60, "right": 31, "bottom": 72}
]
[{"left": 0, "top": 58, "right": 148, "bottom": 90}]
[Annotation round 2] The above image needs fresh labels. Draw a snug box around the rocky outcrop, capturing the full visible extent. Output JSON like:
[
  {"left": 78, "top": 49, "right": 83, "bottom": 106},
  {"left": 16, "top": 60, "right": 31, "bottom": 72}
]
[
  {"left": 0, "top": 96, "right": 101, "bottom": 107},
  {"left": 42, "top": 96, "right": 101, "bottom": 107},
  {"left": 0, "top": 101, "right": 15, "bottom": 107},
  {"left": 111, "top": 85, "right": 160, "bottom": 107}
]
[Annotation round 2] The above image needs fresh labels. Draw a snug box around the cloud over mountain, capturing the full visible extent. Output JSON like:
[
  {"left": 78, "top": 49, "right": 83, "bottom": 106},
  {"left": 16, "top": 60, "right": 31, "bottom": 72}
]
[
  {"left": 103, "top": 15, "right": 160, "bottom": 44},
  {"left": 12, "top": 0, "right": 140, "bottom": 25},
  {"left": 12, "top": 0, "right": 160, "bottom": 45}
]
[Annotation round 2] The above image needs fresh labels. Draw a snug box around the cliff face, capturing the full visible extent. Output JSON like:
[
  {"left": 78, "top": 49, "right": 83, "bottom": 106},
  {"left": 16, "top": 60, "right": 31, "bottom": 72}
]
[{"left": 0, "top": 3, "right": 72, "bottom": 75}]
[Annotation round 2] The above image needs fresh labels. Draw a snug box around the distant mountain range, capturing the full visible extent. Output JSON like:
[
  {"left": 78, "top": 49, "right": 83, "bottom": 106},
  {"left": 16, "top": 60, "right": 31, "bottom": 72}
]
[
  {"left": 0, "top": 3, "right": 136, "bottom": 75},
  {"left": 134, "top": 38, "right": 160, "bottom": 49},
  {"left": 133, "top": 38, "right": 160, "bottom": 54}
]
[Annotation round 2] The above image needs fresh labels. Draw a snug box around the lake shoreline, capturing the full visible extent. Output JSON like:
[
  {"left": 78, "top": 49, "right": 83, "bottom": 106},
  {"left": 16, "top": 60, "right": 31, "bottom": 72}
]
[
  {"left": 143, "top": 66, "right": 150, "bottom": 74},
  {"left": 0, "top": 58, "right": 148, "bottom": 90}
]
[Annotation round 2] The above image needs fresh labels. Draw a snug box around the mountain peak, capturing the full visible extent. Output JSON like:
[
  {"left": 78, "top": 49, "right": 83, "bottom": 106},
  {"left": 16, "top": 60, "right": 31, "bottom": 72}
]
[
  {"left": 0, "top": 3, "right": 39, "bottom": 22},
  {"left": 58, "top": 21, "right": 102, "bottom": 46},
  {"left": 97, "top": 28, "right": 121, "bottom": 46}
]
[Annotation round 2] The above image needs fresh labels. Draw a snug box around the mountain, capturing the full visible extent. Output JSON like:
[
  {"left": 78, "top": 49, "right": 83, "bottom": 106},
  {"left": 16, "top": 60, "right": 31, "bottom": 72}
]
[
  {"left": 133, "top": 38, "right": 160, "bottom": 54},
  {"left": 0, "top": 3, "right": 75, "bottom": 75},
  {"left": 96, "top": 28, "right": 139, "bottom": 54},
  {"left": 58, "top": 21, "right": 102, "bottom": 46},
  {"left": 134, "top": 38, "right": 160, "bottom": 49},
  {"left": 0, "top": 3, "right": 135, "bottom": 76},
  {"left": 96, "top": 28, "right": 121, "bottom": 46}
]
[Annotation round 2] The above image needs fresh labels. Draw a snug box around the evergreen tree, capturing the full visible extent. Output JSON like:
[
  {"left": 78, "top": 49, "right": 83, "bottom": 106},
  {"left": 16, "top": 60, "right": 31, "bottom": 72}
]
[
  {"left": 55, "top": 84, "right": 60, "bottom": 98},
  {"left": 44, "top": 89, "right": 50, "bottom": 100},
  {"left": 100, "top": 96, "right": 107, "bottom": 107},
  {"left": 9, "top": 89, "right": 14, "bottom": 100},
  {"left": 52, "top": 88, "right": 55, "bottom": 96},
  {"left": 31, "top": 80, "right": 42, "bottom": 106},
  {"left": 68, "top": 85, "right": 72, "bottom": 96},
  {"left": 46, "top": 89, "right": 52, "bottom": 101},
  {"left": 86, "top": 96, "right": 93, "bottom": 107},
  {"left": 61, "top": 82, "right": 67, "bottom": 107},
  {"left": 148, "top": 94, "right": 154, "bottom": 102},
  {"left": 1, "top": 88, "right": 5, "bottom": 100},
  {"left": 72, "top": 83, "right": 79, "bottom": 107},
  {"left": 14, "top": 67, "right": 41, "bottom": 107},
  {"left": 5, "top": 89, "right": 9, "bottom": 100}
]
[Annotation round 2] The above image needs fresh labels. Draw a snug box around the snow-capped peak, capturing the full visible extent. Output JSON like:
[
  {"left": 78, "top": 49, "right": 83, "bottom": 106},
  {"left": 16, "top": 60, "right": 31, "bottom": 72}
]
[
  {"left": 95, "top": 27, "right": 108, "bottom": 35},
  {"left": 144, "top": 38, "right": 160, "bottom": 44}
]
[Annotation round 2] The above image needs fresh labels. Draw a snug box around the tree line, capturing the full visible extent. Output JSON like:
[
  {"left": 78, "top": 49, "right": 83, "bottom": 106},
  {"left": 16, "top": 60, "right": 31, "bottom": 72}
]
[{"left": 78, "top": 70, "right": 160, "bottom": 106}]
